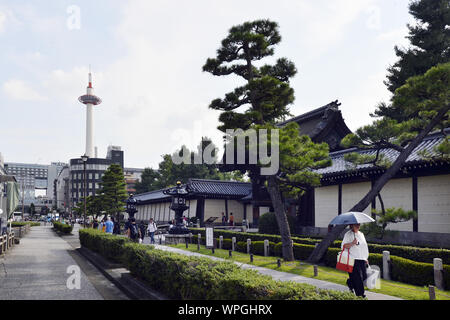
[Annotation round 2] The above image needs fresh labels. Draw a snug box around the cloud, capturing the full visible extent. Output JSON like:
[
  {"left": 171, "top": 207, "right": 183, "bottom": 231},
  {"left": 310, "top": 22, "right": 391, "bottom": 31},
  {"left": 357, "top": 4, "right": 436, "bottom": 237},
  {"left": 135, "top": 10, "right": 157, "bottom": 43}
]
[
  {"left": 0, "top": 10, "right": 6, "bottom": 33},
  {"left": 3, "top": 79, "right": 46, "bottom": 101}
]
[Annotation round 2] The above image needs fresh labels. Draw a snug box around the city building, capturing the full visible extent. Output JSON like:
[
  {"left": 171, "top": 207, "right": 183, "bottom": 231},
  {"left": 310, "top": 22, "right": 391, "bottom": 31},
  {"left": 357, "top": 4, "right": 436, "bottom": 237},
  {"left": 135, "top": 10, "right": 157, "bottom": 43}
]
[
  {"left": 124, "top": 167, "right": 144, "bottom": 193},
  {"left": 4, "top": 162, "right": 48, "bottom": 206},
  {"left": 46, "top": 162, "right": 67, "bottom": 204}
]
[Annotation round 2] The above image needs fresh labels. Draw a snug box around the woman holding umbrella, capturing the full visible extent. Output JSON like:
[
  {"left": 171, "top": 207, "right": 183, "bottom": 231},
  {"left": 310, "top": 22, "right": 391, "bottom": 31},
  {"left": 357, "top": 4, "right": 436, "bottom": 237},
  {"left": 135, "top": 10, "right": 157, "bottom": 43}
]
[{"left": 342, "top": 223, "right": 369, "bottom": 297}]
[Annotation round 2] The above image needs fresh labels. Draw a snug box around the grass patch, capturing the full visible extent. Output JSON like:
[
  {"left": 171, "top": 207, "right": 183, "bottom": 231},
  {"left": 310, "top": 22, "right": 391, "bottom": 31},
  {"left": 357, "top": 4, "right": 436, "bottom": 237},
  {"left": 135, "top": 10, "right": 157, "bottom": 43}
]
[{"left": 170, "top": 243, "right": 450, "bottom": 301}]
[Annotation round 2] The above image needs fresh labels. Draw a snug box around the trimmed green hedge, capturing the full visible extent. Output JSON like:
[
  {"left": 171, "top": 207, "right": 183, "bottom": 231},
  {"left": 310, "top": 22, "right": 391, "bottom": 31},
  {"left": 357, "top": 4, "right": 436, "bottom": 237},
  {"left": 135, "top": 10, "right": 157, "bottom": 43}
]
[
  {"left": 53, "top": 221, "right": 73, "bottom": 234},
  {"left": 11, "top": 222, "right": 40, "bottom": 227},
  {"left": 79, "top": 229, "right": 360, "bottom": 300},
  {"left": 190, "top": 228, "right": 450, "bottom": 265},
  {"left": 194, "top": 233, "right": 450, "bottom": 289}
]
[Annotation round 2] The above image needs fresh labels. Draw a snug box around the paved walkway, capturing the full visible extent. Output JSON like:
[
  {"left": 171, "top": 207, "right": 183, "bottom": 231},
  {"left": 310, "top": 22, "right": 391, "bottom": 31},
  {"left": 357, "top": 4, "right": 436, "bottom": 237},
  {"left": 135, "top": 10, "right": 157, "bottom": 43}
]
[
  {"left": 0, "top": 225, "right": 127, "bottom": 300},
  {"left": 147, "top": 240, "right": 402, "bottom": 300}
]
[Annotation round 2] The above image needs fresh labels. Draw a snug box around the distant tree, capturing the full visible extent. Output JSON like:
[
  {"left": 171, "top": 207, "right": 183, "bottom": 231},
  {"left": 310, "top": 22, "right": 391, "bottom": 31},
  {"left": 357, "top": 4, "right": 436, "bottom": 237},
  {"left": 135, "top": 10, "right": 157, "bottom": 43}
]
[
  {"left": 376, "top": 0, "right": 450, "bottom": 121},
  {"left": 134, "top": 168, "right": 162, "bottom": 194},
  {"left": 135, "top": 138, "right": 245, "bottom": 194},
  {"left": 98, "top": 164, "right": 128, "bottom": 223},
  {"left": 308, "top": 62, "right": 450, "bottom": 263}
]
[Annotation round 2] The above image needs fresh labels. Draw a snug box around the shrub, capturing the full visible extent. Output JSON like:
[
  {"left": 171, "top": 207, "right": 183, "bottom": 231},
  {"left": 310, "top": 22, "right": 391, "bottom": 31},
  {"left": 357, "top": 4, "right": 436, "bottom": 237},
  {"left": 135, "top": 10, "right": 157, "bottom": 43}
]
[
  {"left": 53, "top": 221, "right": 73, "bottom": 234},
  {"left": 11, "top": 221, "right": 40, "bottom": 227},
  {"left": 258, "top": 212, "right": 296, "bottom": 235},
  {"left": 80, "top": 229, "right": 360, "bottom": 300}
]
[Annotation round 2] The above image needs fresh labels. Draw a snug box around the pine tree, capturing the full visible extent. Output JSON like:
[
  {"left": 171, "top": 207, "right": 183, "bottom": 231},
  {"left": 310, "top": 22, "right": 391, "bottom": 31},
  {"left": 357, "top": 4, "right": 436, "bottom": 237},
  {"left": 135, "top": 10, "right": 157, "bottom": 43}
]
[
  {"left": 204, "top": 20, "right": 331, "bottom": 260},
  {"left": 98, "top": 164, "right": 128, "bottom": 223},
  {"left": 376, "top": 0, "right": 450, "bottom": 121},
  {"left": 308, "top": 62, "right": 450, "bottom": 263}
]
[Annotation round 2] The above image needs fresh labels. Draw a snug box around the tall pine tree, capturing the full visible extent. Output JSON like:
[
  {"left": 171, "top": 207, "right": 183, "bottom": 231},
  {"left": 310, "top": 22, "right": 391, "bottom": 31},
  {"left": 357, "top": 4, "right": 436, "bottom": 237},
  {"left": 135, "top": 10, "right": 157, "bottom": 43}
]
[
  {"left": 376, "top": 0, "right": 450, "bottom": 121},
  {"left": 204, "top": 20, "right": 331, "bottom": 260}
]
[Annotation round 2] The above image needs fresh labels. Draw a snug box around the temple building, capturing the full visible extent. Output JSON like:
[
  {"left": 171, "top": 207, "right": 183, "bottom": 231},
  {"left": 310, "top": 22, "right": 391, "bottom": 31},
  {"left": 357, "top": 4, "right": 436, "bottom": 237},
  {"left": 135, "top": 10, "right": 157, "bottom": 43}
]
[{"left": 133, "top": 100, "right": 450, "bottom": 239}]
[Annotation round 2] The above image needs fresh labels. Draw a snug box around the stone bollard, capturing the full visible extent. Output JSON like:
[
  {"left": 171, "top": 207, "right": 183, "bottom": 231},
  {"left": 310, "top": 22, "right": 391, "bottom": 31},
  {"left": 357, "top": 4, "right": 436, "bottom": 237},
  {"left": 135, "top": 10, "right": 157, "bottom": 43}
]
[
  {"left": 185, "top": 241, "right": 189, "bottom": 249},
  {"left": 232, "top": 237, "right": 236, "bottom": 251},
  {"left": 382, "top": 251, "right": 391, "bottom": 280},
  {"left": 247, "top": 239, "right": 251, "bottom": 254},
  {"left": 429, "top": 285, "right": 436, "bottom": 300},
  {"left": 219, "top": 236, "right": 223, "bottom": 249},
  {"left": 229, "top": 250, "right": 232, "bottom": 258},
  {"left": 197, "top": 233, "right": 201, "bottom": 250},
  {"left": 314, "top": 265, "right": 318, "bottom": 277},
  {"left": 277, "top": 259, "right": 281, "bottom": 267},
  {"left": 434, "top": 258, "right": 444, "bottom": 291},
  {"left": 264, "top": 239, "right": 269, "bottom": 257},
  {"left": 250, "top": 254, "right": 253, "bottom": 263}
]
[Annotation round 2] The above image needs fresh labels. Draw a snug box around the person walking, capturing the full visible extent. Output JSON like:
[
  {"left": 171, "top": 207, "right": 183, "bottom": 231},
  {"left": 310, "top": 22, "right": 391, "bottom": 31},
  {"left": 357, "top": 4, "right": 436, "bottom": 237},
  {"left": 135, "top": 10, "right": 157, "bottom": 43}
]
[
  {"left": 139, "top": 220, "right": 146, "bottom": 243},
  {"left": 147, "top": 218, "right": 157, "bottom": 244},
  {"left": 92, "top": 218, "right": 99, "bottom": 230},
  {"left": 101, "top": 218, "right": 106, "bottom": 232},
  {"left": 126, "top": 217, "right": 141, "bottom": 243},
  {"left": 105, "top": 217, "right": 114, "bottom": 234},
  {"left": 221, "top": 212, "right": 226, "bottom": 226},
  {"left": 112, "top": 217, "right": 121, "bottom": 235},
  {"left": 341, "top": 223, "right": 369, "bottom": 298},
  {"left": 228, "top": 213, "right": 234, "bottom": 226}
]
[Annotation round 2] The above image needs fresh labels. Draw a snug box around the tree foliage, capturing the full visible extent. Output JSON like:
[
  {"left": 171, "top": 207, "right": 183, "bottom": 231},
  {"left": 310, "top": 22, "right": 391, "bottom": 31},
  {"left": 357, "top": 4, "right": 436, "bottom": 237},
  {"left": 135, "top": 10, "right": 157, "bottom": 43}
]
[
  {"left": 204, "top": 19, "right": 331, "bottom": 261},
  {"left": 98, "top": 164, "right": 128, "bottom": 221},
  {"left": 376, "top": 0, "right": 450, "bottom": 120}
]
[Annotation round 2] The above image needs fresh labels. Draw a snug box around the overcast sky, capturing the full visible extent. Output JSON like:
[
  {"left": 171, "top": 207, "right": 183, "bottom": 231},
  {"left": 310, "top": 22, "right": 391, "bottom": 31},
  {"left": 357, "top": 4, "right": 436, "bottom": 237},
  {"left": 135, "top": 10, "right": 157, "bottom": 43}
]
[{"left": 0, "top": 0, "right": 413, "bottom": 169}]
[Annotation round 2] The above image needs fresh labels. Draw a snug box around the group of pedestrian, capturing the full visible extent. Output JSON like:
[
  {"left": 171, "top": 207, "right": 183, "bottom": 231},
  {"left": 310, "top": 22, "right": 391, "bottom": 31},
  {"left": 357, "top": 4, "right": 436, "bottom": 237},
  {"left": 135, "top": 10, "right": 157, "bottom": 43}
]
[
  {"left": 92, "top": 216, "right": 116, "bottom": 234},
  {"left": 125, "top": 217, "right": 157, "bottom": 244},
  {"left": 221, "top": 212, "right": 234, "bottom": 226}
]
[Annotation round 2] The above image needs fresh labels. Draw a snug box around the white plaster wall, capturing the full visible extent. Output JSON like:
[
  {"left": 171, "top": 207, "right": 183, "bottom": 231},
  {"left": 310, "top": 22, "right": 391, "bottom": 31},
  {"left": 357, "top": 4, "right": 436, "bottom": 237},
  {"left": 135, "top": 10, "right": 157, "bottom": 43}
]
[
  {"left": 187, "top": 199, "right": 197, "bottom": 219},
  {"left": 377, "top": 178, "right": 413, "bottom": 232},
  {"left": 246, "top": 204, "right": 253, "bottom": 223},
  {"left": 418, "top": 174, "right": 450, "bottom": 233},
  {"left": 260, "top": 206, "right": 271, "bottom": 216},
  {"left": 204, "top": 199, "right": 226, "bottom": 222},
  {"left": 342, "top": 182, "right": 372, "bottom": 215},
  {"left": 227, "top": 200, "right": 245, "bottom": 223},
  {"left": 315, "top": 185, "right": 339, "bottom": 228}
]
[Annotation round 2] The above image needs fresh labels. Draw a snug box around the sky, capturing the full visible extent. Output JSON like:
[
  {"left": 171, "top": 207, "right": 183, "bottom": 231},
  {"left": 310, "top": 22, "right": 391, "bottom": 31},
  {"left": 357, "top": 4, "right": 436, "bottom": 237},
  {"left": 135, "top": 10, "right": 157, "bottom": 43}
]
[{"left": 0, "top": 0, "right": 414, "bottom": 169}]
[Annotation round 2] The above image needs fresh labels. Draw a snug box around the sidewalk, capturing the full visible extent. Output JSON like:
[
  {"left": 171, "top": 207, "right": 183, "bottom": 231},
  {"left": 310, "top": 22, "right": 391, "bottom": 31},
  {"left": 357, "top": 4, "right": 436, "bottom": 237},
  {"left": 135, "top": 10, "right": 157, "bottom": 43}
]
[
  {"left": 0, "top": 225, "right": 127, "bottom": 300},
  {"left": 149, "top": 241, "right": 402, "bottom": 300}
]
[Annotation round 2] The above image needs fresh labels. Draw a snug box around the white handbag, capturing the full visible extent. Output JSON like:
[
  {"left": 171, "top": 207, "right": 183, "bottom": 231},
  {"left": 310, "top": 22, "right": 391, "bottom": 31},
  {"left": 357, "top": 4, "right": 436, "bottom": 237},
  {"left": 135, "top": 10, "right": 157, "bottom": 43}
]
[{"left": 364, "top": 265, "right": 381, "bottom": 289}]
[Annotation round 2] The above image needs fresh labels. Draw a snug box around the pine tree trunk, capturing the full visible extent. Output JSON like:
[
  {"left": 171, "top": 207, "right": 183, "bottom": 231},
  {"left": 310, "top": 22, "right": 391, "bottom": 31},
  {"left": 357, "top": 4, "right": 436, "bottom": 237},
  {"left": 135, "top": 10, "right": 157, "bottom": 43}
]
[
  {"left": 307, "top": 105, "right": 449, "bottom": 263},
  {"left": 266, "top": 175, "right": 294, "bottom": 261}
]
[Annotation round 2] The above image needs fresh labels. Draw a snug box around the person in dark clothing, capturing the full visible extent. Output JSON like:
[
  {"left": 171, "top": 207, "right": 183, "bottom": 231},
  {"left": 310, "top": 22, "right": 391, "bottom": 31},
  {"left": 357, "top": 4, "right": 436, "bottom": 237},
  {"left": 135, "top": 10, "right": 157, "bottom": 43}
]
[
  {"left": 139, "top": 221, "right": 146, "bottom": 241},
  {"left": 92, "top": 219, "right": 99, "bottom": 229}
]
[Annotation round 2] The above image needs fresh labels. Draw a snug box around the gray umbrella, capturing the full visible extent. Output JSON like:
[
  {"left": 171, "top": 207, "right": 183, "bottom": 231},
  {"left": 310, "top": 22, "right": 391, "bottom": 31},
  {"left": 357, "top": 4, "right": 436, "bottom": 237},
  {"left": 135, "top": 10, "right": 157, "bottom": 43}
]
[{"left": 329, "top": 211, "right": 375, "bottom": 225}]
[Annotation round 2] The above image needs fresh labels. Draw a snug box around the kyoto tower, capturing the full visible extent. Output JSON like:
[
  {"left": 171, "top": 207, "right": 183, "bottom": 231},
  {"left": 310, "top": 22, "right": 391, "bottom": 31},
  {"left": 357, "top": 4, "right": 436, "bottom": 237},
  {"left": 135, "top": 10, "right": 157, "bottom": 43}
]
[{"left": 78, "top": 72, "right": 102, "bottom": 158}]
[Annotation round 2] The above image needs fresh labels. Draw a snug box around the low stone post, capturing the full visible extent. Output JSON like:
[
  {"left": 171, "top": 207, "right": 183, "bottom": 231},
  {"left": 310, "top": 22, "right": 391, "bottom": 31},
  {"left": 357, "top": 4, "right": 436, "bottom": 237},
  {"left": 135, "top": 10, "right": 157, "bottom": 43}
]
[
  {"left": 247, "top": 239, "right": 251, "bottom": 254},
  {"left": 434, "top": 258, "right": 444, "bottom": 291},
  {"left": 277, "top": 259, "right": 281, "bottom": 267},
  {"left": 314, "top": 265, "right": 318, "bottom": 277},
  {"left": 264, "top": 239, "right": 269, "bottom": 257},
  {"left": 382, "top": 251, "right": 391, "bottom": 280},
  {"left": 250, "top": 254, "right": 253, "bottom": 263},
  {"left": 232, "top": 237, "right": 236, "bottom": 251},
  {"left": 219, "top": 236, "right": 223, "bottom": 249},
  {"left": 197, "top": 233, "right": 201, "bottom": 250},
  {"left": 229, "top": 250, "right": 232, "bottom": 258},
  {"left": 429, "top": 285, "right": 436, "bottom": 300}
]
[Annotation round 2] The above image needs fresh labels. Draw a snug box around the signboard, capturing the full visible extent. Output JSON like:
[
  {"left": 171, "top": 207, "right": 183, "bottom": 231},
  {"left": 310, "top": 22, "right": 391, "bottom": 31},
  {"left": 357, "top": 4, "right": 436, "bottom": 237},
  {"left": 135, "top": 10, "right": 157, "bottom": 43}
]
[{"left": 206, "top": 227, "right": 214, "bottom": 249}]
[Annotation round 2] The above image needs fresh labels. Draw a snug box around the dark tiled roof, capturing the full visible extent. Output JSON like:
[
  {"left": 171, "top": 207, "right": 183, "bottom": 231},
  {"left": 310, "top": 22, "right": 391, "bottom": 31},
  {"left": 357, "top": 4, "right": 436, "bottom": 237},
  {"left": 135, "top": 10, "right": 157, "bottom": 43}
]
[
  {"left": 134, "top": 179, "right": 252, "bottom": 203},
  {"left": 316, "top": 129, "right": 449, "bottom": 177},
  {"left": 187, "top": 178, "right": 252, "bottom": 198}
]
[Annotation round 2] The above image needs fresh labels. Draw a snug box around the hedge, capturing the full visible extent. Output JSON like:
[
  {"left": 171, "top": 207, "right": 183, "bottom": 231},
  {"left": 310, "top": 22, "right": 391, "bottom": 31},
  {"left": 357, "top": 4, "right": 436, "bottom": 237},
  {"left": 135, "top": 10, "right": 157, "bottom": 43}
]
[
  {"left": 11, "top": 221, "right": 40, "bottom": 227},
  {"left": 190, "top": 228, "right": 450, "bottom": 265},
  {"left": 53, "top": 221, "right": 73, "bottom": 234},
  {"left": 194, "top": 233, "right": 450, "bottom": 289},
  {"left": 79, "top": 229, "right": 360, "bottom": 300}
]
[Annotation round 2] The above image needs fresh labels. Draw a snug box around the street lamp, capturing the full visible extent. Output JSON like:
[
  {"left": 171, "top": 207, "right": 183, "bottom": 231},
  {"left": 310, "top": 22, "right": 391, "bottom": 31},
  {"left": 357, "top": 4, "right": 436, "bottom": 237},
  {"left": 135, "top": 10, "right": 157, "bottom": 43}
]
[
  {"left": 81, "top": 154, "right": 89, "bottom": 228},
  {"left": 163, "top": 181, "right": 191, "bottom": 235}
]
